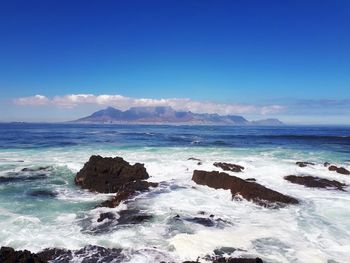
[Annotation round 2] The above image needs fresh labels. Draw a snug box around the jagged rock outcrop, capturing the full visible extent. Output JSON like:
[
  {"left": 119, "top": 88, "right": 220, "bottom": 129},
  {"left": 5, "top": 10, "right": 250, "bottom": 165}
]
[
  {"left": 284, "top": 175, "right": 346, "bottom": 190},
  {"left": 192, "top": 170, "right": 298, "bottom": 207},
  {"left": 37, "top": 245, "right": 125, "bottom": 262},
  {"left": 75, "top": 156, "right": 158, "bottom": 210},
  {"left": 75, "top": 155, "right": 149, "bottom": 193},
  {"left": 328, "top": 165, "right": 350, "bottom": 175},
  {"left": 214, "top": 162, "right": 244, "bottom": 172},
  {"left": 0, "top": 247, "right": 46, "bottom": 263}
]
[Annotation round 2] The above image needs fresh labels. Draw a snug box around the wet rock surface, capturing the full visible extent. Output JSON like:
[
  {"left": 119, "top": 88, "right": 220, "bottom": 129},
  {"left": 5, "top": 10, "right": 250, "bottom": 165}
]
[
  {"left": 116, "top": 209, "right": 153, "bottom": 225},
  {"left": 295, "top": 161, "right": 315, "bottom": 167},
  {"left": 99, "top": 180, "right": 158, "bottom": 208},
  {"left": 83, "top": 207, "right": 153, "bottom": 235},
  {"left": 172, "top": 214, "right": 227, "bottom": 228},
  {"left": 214, "top": 162, "right": 244, "bottom": 172},
  {"left": 37, "top": 248, "right": 71, "bottom": 262},
  {"left": 1, "top": 245, "right": 263, "bottom": 263},
  {"left": 75, "top": 155, "right": 149, "bottom": 193},
  {"left": 328, "top": 165, "right": 350, "bottom": 175},
  {"left": 0, "top": 246, "right": 46, "bottom": 263},
  {"left": 37, "top": 245, "right": 125, "bottom": 263},
  {"left": 192, "top": 170, "right": 298, "bottom": 207},
  {"left": 97, "top": 212, "right": 115, "bottom": 222},
  {"left": 183, "top": 255, "right": 263, "bottom": 263},
  {"left": 284, "top": 175, "right": 346, "bottom": 190},
  {"left": 213, "top": 247, "right": 237, "bottom": 256}
]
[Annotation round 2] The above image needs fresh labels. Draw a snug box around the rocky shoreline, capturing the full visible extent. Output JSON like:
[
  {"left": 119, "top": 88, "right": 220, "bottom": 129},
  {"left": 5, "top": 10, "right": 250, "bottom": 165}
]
[{"left": 1, "top": 156, "right": 348, "bottom": 262}]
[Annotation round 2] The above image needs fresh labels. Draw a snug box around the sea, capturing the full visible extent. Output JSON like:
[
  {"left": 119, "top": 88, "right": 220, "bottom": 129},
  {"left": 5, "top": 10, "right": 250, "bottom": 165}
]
[{"left": 0, "top": 123, "right": 349, "bottom": 263}]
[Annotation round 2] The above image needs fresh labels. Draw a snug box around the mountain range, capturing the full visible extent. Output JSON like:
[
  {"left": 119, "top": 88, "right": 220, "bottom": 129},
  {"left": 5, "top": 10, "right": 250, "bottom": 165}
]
[{"left": 72, "top": 106, "right": 283, "bottom": 125}]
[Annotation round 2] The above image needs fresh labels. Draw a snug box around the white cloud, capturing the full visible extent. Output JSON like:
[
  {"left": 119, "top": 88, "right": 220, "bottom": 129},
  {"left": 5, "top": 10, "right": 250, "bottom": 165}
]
[
  {"left": 14, "top": 94, "right": 284, "bottom": 115},
  {"left": 14, "top": 95, "right": 50, "bottom": 106}
]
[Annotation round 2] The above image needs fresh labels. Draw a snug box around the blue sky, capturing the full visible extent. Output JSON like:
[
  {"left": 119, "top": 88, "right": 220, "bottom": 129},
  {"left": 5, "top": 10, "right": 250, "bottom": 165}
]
[{"left": 0, "top": 0, "right": 349, "bottom": 124}]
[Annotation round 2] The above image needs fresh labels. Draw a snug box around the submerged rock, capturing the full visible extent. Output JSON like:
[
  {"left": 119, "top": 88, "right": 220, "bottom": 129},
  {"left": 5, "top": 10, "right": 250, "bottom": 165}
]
[
  {"left": 188, "top": 157, "right": 201, "bottom": 161},
  {"left": 213, "top": 247, "right": 237, "bottom": 256},
  {"left": 328, "top": 165, "right": 350, "bottom": 175},
  {"left": 192, "top": 170, "right": 298, "bottom": 207},
  {"left": 295, "top": 161, "right": 315, "bottom": 168},
  {"left": 0, "top": 246, "right": 46, "bottom": 263},
  {"left": 21, "top": 166, "right": 52, "bottom": 172},
  {"left": 0, "top": 173, "right": 48, "bottom": 184},
  {"left": 324, "top": 162, "right": 331, "bottom": 167},
  {"left": 28, "top": 189, "right": 58, "bottom": 198},
  {"left": 97, "top": 212, "right": 116, "bottom": 222},
  {"left": 99, "top": 180, "right": 158, "bottom": 208},
  {"left": 214, "top": 162, "right": 244, "bottom": 173},
  {"left": 174, "top": 215, "right": 214, "bottom": 227},
  {"left": 116, "top": 209, "right": 153, "bottom": 225},
  {"left": 86, "top": 209, "right": 153, "bottom": 234},
  {"left": 284, "top": 175, "right": 346, "bottom": 191},
  {"left": 75, "top": 155, "right": 149, "bottom": 193}
]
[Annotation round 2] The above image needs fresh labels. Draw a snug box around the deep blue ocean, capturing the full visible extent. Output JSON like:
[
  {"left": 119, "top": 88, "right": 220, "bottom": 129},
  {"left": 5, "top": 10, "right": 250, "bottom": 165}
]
[
  {"left": 0, "top": 123, "right": 349, "bottom": 262},
  {"left": 1, "top": 123, "right": 350, "bottom": 153}
]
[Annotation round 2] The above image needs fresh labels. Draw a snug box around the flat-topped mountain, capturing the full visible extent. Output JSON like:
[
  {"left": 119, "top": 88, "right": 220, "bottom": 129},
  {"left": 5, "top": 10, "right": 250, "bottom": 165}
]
[{"left": 73, "top": 106, "right": 284, "bottom": 125}]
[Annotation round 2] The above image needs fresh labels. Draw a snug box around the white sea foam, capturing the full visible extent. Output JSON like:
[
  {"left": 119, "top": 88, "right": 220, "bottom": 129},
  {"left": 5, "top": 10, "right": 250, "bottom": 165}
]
[{"left": 0, "top": 147, "right": 349, "bottom": 262}]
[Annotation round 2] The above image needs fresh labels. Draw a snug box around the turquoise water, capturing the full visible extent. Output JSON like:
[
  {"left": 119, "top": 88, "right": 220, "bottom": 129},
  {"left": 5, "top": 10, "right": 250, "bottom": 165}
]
[{"left": 0, "top": 124, "right": 349, "bottom": 262}]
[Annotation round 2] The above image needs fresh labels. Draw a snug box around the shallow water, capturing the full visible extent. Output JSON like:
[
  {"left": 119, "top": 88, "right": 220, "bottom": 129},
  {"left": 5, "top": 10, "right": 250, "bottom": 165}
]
[{"left": 0, "top": 123, "right": 349, "bottom": 262}]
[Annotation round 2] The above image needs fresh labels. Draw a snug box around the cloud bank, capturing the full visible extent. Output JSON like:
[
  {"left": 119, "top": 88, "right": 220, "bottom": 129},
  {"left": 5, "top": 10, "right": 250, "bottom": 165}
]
[{"left": 13, "top": 94, "right": 284, "bottom": 115}]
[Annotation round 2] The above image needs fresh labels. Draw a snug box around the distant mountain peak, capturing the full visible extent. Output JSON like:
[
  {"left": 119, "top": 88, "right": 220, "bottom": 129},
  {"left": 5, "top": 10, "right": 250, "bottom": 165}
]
[{"left": 73, "top": 106, "right": 284, "bottom": 125}]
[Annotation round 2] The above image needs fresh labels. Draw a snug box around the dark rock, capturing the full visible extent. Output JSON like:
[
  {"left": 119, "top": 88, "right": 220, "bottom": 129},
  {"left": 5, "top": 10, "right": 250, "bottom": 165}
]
[
  {"left": 117, "top": 209, "right": 153, "bottom": 225},
  {"left": 0, "top": 172, "right": 48, "bottom": 184},
  {"left": 216, "top": 258, "right": 263, "bottom": 263},
  {"left": 324, "top": 162, "right": 331, "bottom": 167},
  {"left": 214, "top": 162, "right": 244, "bottom": 173},
  {"left": 38, "top": 245, "right": 124, "bottom": 263},
  {"left": 328, "top": 165, "right": 350, "bottom": 175},
  {"left": 284, "top": 175, "right": 346, "bottom": 191},
  {"left": 86, "top": 209, "right": 153, "bottom": 234},
  {"left": 75, "top": 155, "right": 149, "bottom": 193},
  {"left": 28, "top": 189, "right": 58, "bottom": 198},
  {"left": 37, "top": 248, "right": 71, "bottom": 262},
  {"left": 296, "top": 161, "right": 315, "bottom": 168},
  {"left": 97, "top": 212, "right": 116, "bottom": 222},
  {"left": 187, "top": 254, "right": 263, "bottom": 263},
  {"left": 172, "top": 215, "right": 228, "bottom": 228},
  {"left": 99, "top": 180, "right": 158, "bottom": 208},
  {"left": 0, "top": 246, "right": 46, "bottom": 263},
  {"left": 192, "top": 170, "right": 298, "bottom": 207},
  {"left": 188, "top": 157, "right": 201, "bottom": 161},
  {"left": 186, "top": 217, "right": 215, "bottom": 227},
  {"left": 213, "top": 247, "right": 237, "bottom": 256},
  {"left": 21, "top": 166, "right": 52, "bottom": 172}
]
